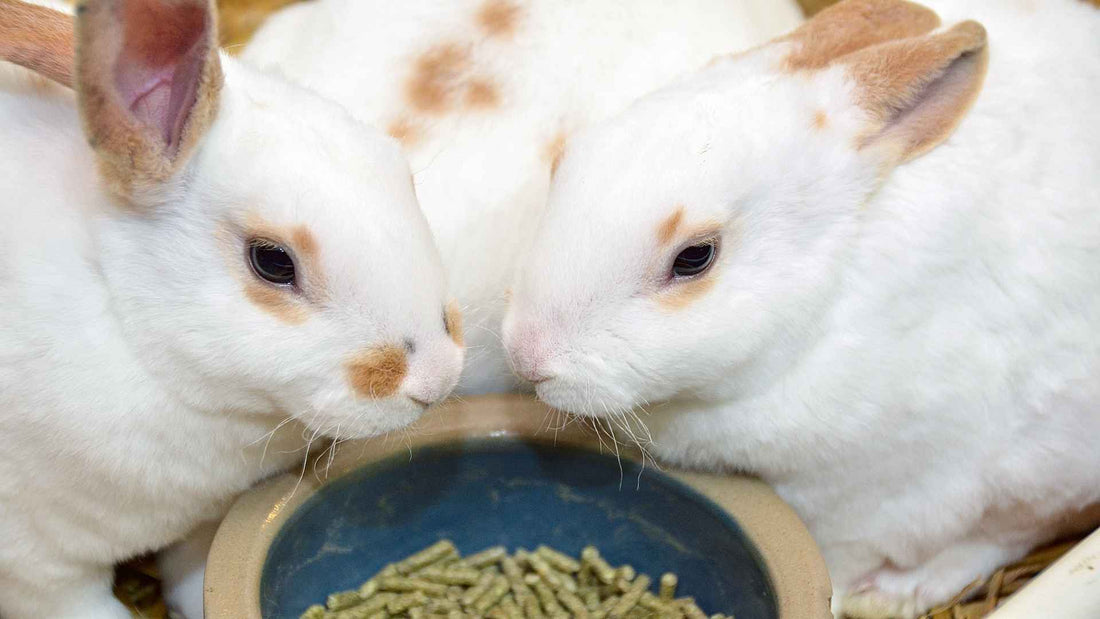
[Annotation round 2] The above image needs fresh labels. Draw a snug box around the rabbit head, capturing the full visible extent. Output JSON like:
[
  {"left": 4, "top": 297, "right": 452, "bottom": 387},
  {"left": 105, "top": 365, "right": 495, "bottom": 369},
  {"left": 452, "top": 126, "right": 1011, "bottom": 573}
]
[
  {"left": 503, "top": 0, "right": 988, "bottom": 416},
  {"left": 7, "top": 0, "right": 465, "bottom": 438}
]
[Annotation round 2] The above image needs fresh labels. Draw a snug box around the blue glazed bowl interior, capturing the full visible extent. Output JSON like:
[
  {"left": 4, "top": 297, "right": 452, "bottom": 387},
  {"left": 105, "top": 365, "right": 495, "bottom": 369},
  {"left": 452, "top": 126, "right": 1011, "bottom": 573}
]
[{"left": 261, "top": 439, "right": 777, "bottom": 618}]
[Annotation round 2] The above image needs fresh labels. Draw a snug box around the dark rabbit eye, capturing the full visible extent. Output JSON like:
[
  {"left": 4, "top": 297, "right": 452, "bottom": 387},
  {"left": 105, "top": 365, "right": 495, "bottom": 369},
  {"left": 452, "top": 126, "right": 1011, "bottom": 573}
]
[
  {"left": 672, "top": 241, "right": 717, "bottom": 278},
  {"left": 248, "top": 239, "right": 296, "bottom": 286}
]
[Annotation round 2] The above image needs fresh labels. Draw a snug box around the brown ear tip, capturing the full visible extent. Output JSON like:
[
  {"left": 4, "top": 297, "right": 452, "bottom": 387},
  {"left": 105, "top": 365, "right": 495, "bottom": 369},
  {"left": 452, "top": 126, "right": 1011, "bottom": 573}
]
[{"left": 952, "top": 20, "right": 989, "bottom": 47}]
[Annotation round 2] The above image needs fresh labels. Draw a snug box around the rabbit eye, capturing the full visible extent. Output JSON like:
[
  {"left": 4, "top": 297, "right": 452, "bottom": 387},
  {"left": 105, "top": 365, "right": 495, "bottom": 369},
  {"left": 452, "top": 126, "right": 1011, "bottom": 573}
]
[
  {"left": 672, "top": 241, "right": 716, "bottom": 278},
  {"left": 248, "top": 239, "right": 296, "bottom": 286}
]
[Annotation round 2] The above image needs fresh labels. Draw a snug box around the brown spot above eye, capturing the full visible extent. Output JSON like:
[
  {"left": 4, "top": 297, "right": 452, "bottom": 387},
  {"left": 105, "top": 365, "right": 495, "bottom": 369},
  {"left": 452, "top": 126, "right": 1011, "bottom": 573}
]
[
  {"left": 346, "top": 345, "right": 408, "bottom": 399},
  {"left": 244, "top": 281, "right": 308, "bottom": 325},
  {"left": 464, "top": 77, "right": 500, "bottom": 109},
  {"left": 476, "top": 0, "right": 521, "bottom": 38},
  {"left": 444, "top": 302, "right": 465, "bottom": 347},
  {"left": 657, "top": 276, "right": 716, "bottom": 311},
  {"left": 656, "top": 206, "right": 685, "bottom": 246},
  {"left": 386, "top": 115, "right": 422, "bottom": 147},
  {"left": 813, "top": 110, "right": 829, "bottom": 130},
  {"left": 405, "top": 42, "right": 470, "bottom": 114},
  {"left": 544, "top": 131, "right": 567, "bottom": 177},
  {"left": 291, "top": 225, "right": 318, "bottom": 259}
]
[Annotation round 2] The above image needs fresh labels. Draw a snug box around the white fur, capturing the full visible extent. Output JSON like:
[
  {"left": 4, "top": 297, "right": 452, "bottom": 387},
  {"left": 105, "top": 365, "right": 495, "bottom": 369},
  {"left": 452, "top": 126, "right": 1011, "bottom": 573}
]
[
  {"left": 0, "top": 3, "right": 462, "bottom": 616},
  {"left": 243, "top": 0, "right": 804, "bottom": 395},
  {"left": 504, "top": 0, "right": 1100, "bottom": 616},
  {"left": 153, "top": 2, "right": 802, "bottom": 615}
]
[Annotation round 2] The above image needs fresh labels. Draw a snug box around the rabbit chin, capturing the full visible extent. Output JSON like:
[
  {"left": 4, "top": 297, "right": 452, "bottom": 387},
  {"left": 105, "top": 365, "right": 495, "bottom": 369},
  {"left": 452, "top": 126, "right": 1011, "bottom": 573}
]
[
  {"left": 533, "top": 376, "right": 643, "bottom": 418},
  {"left": 297, "top": 397, "right": 426, "bottom": 441}
]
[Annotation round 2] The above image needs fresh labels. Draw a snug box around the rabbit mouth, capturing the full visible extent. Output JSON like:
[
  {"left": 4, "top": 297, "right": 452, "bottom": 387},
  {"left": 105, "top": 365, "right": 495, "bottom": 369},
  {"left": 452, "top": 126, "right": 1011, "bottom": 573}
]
[
  {"left": 300, "top": 398, "right": 426, "bottom": 441},
  {"left": 534, "top": 377, "right": 639, "bottom": 419}
]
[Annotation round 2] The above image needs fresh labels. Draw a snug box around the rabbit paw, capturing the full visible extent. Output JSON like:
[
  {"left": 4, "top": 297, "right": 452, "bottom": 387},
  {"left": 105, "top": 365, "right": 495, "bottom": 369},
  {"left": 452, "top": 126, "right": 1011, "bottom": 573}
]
[
  {"left": 835, "top": 586, "right": 918, "bottom": 619},
  {"left": 836, "top": 539, "right": 1026, "bottom": 619}
]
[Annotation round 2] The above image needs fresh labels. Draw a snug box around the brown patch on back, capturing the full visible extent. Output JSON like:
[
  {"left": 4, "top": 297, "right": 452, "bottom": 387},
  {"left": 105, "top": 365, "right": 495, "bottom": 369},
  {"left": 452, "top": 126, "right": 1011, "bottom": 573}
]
[
  {"left": 656, "top": 207, "right": 686, "bottom": 246},
  {"left": 405, "top": 42, "right": 470, "bottom": 114},
  {"left": 543, "top": 131, "right": 567, "bottom": 177},
  {"left": 244, "top": 281, "right": 308, "bottom": 325},
  {"left": 782, "top": 0, "right": 940, "bottom": 71},
  {"left": 346, "top": 345, "right": 408, "bottom": 399},
  {"left": 476, "top": 0, "right": 521, "bottom": 38},
  {"left": 0, "top": 0, "right": 75, "bottom": 87},
  {"left": 386, "top": 115, "right": 423, "bottom": 147},
  {"left": 464, "top": 77, "right": 499, "bottom": 109},
  {"left": 812, "top": 110, "right": 829, "bottom": 130},
  {"left": 657, "top": 276, "right": 717, "bottom": 311},
  {"left": 444, "top": 302, "right": 465, "bottom": 347}
]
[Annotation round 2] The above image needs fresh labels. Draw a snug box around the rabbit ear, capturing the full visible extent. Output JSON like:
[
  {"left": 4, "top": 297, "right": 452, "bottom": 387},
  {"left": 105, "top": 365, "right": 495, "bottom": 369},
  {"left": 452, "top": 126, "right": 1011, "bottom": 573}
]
[
  {"left": 74, "top": 0, "right": 222, "bottom": 205},
  {"left": 844, "top": 20, "right": 989, "bottom": 163},
  {"left": 778, "top": 0, "right": 988, "bottom": 164},
  {"left": 782, "top": 0, "right": 942, "bottom": 71},
  {"left": 0, "top": 0, "right": 75, "bottom": 88}
]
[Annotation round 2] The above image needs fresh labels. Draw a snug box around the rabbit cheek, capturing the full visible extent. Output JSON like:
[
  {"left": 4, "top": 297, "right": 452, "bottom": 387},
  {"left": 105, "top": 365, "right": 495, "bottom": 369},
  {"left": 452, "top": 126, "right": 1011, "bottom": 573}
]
[
  {"left": 346, "top": 345, "right": 408, "bottom": 399},
  {"left": 243, "top": 282, "right": 307, "bottom": 325}
]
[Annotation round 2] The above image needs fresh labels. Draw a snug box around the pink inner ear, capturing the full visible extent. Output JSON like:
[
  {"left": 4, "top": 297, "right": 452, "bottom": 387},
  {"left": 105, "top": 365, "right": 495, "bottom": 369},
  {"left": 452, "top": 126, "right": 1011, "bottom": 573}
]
[{"left": 112, "top": 0, "right": 208, "bottom": 153}]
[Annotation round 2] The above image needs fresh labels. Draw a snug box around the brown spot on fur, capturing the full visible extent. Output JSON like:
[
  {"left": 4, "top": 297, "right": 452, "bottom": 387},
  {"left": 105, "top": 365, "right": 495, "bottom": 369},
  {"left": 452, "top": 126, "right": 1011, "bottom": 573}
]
[
  {"left": 405, "top": 42, "right": 470, "bottom": 114},
  {"left": 847, "top": 20, "right": 989, "bottom": 161},
  {"left": 658, "top": 276, "right": 717, "bottom": 311},
  {"left": 544, "top": 131, "right": 567, "bottom": 177},
  {"left": 291, "top": 225, "right": 318, "bottom": 260},
  {"left": 244, "top": 281, "right": 308, "bottom": 325},
  {"left": 386, "top": 116, "right": 423, "bottom": 147},
  {"left": 464, "top": 77, "right": 499, "bottom": 109},
  {"left": 476, "top": 0, "right": 521, "bottom": 38},
  {"left": 444, "top": 302, "right": 464, "bottom": 347},
  {"left": 346, "top": 345, "right": 408, "bottom": 399},
  {"left": 813, "top": 110, "right": 829, "bottom": 130},
  {"left": 76, "top": 0, "right": 222, "bottom": 203},
  {"left": 782, "top": 0, "right": 941, "bottom": 71},
  {"left": 656, "top": 207, "right": 686, "bottom": 246},
  {"left": 0, "top": 0, "right": 75, "bottom": 87}
]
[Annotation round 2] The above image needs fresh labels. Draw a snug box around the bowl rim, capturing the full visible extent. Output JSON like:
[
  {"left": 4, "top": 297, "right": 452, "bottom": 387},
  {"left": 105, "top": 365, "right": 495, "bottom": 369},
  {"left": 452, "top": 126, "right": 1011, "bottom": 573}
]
[{"left": 205, "top": 394, "right": 832, "bottom": 618}]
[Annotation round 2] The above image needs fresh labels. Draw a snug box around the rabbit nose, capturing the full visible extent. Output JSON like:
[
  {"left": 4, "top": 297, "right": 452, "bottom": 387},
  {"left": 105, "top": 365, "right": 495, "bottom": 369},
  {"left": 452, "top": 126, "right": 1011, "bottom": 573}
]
[
  {"left": 402, "top": 337, "right": 464, "bottom": 405},
  {"left": 505, "top": 324, "right": 555, "bottom": 384}
]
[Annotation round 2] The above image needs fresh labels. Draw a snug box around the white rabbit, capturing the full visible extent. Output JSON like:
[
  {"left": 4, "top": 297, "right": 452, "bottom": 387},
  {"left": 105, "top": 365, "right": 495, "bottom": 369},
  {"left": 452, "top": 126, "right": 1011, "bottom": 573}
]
[
  {"left": 0, "top": 0, "right": 464, "bottom": 616},
  {"left": 241, "top": 0, "right": 805, "bottom": 396},
  {"left": 156, "top": 2, "right": 804, "bottom": 615},
  {"left": 502, "top": 0, "right": 1100, "bottom": 616}
]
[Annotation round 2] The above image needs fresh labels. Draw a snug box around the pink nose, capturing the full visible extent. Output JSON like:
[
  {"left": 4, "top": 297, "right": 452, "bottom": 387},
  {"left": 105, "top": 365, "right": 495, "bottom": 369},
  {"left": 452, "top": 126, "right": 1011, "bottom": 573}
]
[{"left": 507, "top": 324, "right": 554, "bottom": 384}]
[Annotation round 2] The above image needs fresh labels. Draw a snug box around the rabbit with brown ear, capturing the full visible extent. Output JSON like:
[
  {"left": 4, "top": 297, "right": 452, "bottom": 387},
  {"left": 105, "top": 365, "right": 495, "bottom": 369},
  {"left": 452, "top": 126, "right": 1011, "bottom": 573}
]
[
  {"left": 504, "top": 0, "right": 1100, "bottom": 616},
  {"left": 0, "top": 0, "right": 464, "bottom": 616},
  {"left": 241, "top": 0, "right": 805, "bottom": 396}
]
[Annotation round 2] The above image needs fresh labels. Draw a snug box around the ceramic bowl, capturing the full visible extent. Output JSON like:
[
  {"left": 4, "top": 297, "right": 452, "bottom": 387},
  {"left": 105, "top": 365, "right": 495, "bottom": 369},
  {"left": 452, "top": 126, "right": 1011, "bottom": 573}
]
[{"left": 205, "top": 394, "right": 832, "bottom": 618}]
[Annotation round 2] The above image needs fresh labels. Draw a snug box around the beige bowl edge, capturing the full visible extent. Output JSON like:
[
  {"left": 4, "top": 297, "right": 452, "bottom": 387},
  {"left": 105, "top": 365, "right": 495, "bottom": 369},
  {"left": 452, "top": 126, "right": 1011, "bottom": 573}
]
[{"left": 205, "top": 394, "right": 832, "bottom": 618}]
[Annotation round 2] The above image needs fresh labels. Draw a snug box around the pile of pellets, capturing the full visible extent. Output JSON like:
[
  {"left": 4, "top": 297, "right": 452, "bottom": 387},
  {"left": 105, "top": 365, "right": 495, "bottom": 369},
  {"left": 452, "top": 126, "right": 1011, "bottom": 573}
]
[{"left": 300, "top": 540, "right": 730, "bottom": 619}]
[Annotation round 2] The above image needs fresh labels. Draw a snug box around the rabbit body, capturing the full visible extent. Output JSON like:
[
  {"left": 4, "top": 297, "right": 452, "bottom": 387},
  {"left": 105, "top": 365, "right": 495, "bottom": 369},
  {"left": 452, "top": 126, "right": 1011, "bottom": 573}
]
[
  {"left": 0, "top": 1, "right": 463, "bottom": 616},
  {"left": 503, "top": 0, "right": 1100, "bottom": 616}
]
